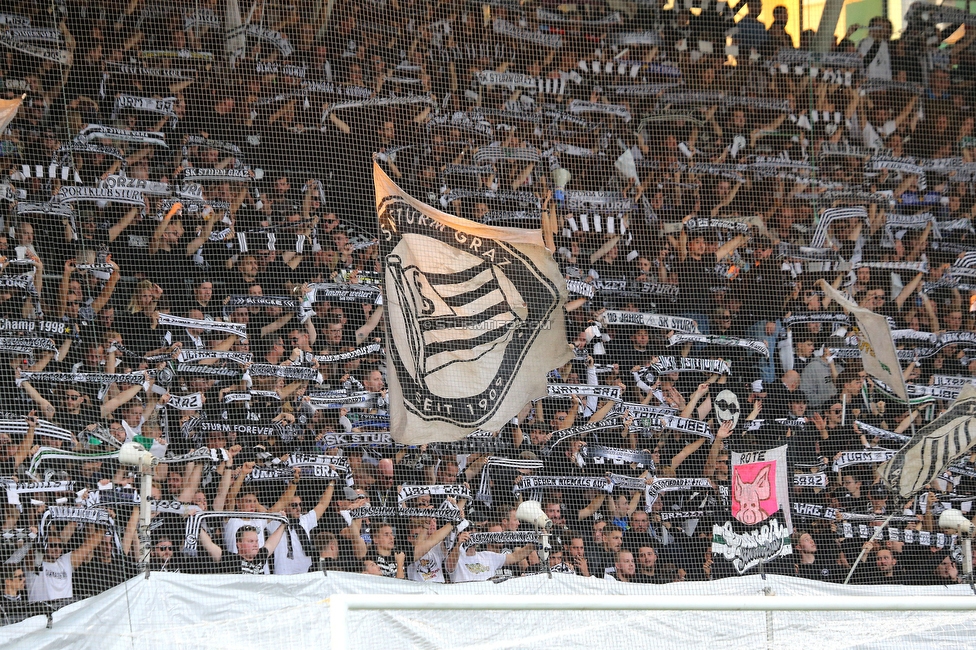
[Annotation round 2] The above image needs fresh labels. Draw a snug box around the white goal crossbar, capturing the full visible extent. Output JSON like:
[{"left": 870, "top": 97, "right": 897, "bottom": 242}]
[{"left": 328, "top": 594, "right": 976, "bottom": 650}]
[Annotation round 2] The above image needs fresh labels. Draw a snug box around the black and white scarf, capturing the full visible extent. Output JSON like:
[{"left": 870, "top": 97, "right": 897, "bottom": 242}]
[
  {"left": 793, "top": 473, "right": 828, "bottom": 488},
  {"left": 254, "top": 61, "right": 306, "bottom": 79},
  {"left": 223, "top": 390, "right": 280, "bottom": 403},
  {"left": 313, "top": 344, "right": 382, "bottom": 364},
  {"left": 225, "top": 294, "right": 299, "bottom": 314},
  {"left": 175, "top": 363, "right": 240, "bottom": 378},
  {"left": 1, "top": 480, "right": 73, "bottom": 511},
  {"left": 195, "top": 421, "right": 283, "bottom": 437},
  {"left": 15, "top": 201, "right": 75, "bottom": 218},
  {"left": 613, "top": 82, "right": 684, "bottom": 97},
  {"left": 545, "top": 417, "right": 625, "bottom": 451},
  {"left": 56, "top": 185, "right": 146, "bottom": 206},
  {"left": 565, "top": 191, "right": 633, "bottom": 213},
  {"left": 599, "top": 310, "right": 699, "bottom": 334},
  {"left": 546, "top": 383, "right": 622, "bottom": 401},
  {"left": 612, "top": 402, "right": 677, "bottom": 419},
  {"left": 321, "top": 92, "right": 435, "bottom": 121},
  {"left": 832, "top": 448, "right": 897, "bottom": 471},
  {"left": 398, "top": 484, "right": 471, "bottom": 504},
  {"left": 39, "top": 507, "right": 114, "bottom": 539},
  {"left": 840, "top": 523, "right": 952, "bottom": 550},
  {"left": 0, "top": 418, "right": 74, "bottom": 444},
  {"left": 461, "top": 531, "right": 540, "bottom": 550},
  {"left": 932, "top": 375, "right": 976, "bottom": 388},
  {"left": 108, "top": 63, "right": 194, "bottom": 81},
  {"left": 642, "top": 357, "right": 732, "bottom": 378},
  {"left": 227, "top": 24, "right": 292, "bottom": 56},
  {"left": 443, "top": 188, "right": 539, "bottom": 206},
  {"left": 477, "top": 456, "right": 545, "bottom": 505},
  {"left": 177, "top": 349, "right": 252, "bottom": 366},
  {"left": 157, "top": 313, "right": 246, "bottom": 339},
  {"left": 138, "top": 50, "right": 214, "bottom": 62},
  {"left": 349, "top": 500, "right": 463, "bottom": 523},
  {"left": 426, "top": 437, "right": 515, "bottom": 455},
  {"left": 0, "top": 277, "right": 37, "bottom": 298},
  {"left": 315, "top": 431, "right": 399, "bottom": 447},
  {"left": 473, "top": 145, "right": 547, "bottom": 165},
  {"left": 512, "top": 475, "right": 613, "bottom": 494},
  {"left": 667, "top": 333, "right": 770, "bottom": 358},
  {"left": 308, "top": 283, "right": 381, "bottom": 304},
  {"left": 305, "top": 391, "right": 376, "bottom": 408},
  {"left": 0, "top": 337, "right": 57, "bottom": 355},
  {"left": 166, "top": 393, "right": 204, "bottom": 411},
  {"left": 19, "top": 371, "right": 147, "bottom": 386},
  {"left": 113, "top": 95, "right": 178, "bottom": 122},
  {"left": 27, "top": 447, "right": 120, "bottom": 477},
  {"left": 566, "top": 100, "right": 631, "bottom": 122},
  {"left": 635, "top": 415, "right": 713, "bottom": 441},
  {"left": 608, "top": 473, "right": 649, "bottom": 491},
  {"left": 77, "top": 125, "right": 168, "bottom": 147},
  {"left": 644, "top": 477, "right": 713, "bottom": 510},
  {"left": 84, "top": 488, "right": 185, "bottom": 514},
  {"left": 583, "top": 445, "right": 654, "bottom": 470},
  {"left": 783, "top": 312, "right": 850, "bottom": 327},
  {"left": 492, "top": 18, "right": 561, "bottom": 48},
  {"left": 589, "top": 280, "right": 678, "bottom": 301},
  {"left": 181, "top": 168, "right": 253, "bottom": 183},
  {"left": 248, "top": 363, "right": 321, "bottom": 383},
  {"left": 792, "top": 502, "right": 841, "bottom": 520},
  {"left": 684, "top": 217, "right": 752, "bottom": 235},
  {"left": 183, "top": 511, "right": 287, "bottom": 554},
  {"left": 0, "top": 32, "right": 67, "bottom": 63},
  {"left": 99, "top": 174, "right": 171, "bottom": 197}
]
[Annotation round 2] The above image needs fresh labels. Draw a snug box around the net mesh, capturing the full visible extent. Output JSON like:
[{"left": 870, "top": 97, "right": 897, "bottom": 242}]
[{"left": 0, "top": 0, "right": 974, "bottom": 643}]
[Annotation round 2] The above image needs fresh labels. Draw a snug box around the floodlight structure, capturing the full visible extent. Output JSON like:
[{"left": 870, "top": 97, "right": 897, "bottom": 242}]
[
  {"left": 517, "top": 500, "right": 553, "bottom": 578},
  {"left": 118, "top": 442, "right": 159, "bottom": 576},
  {"left": 940, "top": 508, "right": 976, "bottom": 593}
]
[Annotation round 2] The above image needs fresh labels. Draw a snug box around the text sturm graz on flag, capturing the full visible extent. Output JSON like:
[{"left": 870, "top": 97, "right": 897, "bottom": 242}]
[{"left": 377, "top": 196, "right": 564, "bottom": 435}]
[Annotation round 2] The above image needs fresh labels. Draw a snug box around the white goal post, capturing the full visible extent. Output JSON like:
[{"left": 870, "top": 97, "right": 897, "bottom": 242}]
[{"left": 328, "top": 594, "right": 976, "bottom": 650}]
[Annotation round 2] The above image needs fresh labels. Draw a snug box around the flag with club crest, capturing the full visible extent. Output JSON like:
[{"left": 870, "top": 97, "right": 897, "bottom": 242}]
[{"left": 374, "top": 160, "right": 572, "bottom": 444}]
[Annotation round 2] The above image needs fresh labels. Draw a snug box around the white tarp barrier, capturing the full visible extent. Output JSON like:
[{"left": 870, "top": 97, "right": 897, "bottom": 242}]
[{"left": 2, "top": 572, "right": 975, "bottom": 650}]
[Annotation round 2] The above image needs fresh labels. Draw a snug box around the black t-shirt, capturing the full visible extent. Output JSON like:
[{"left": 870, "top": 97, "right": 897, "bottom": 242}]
[
  {"left": 210, "top": 548, "right": 271, "bottom": 574},
  {"left": 73, "top": 556, "right": 133, "bottom": 597},
  {"left": 369, "top": 548, "right": 398, "bottom": 578},
  {"left": 674, "top": 256, "right": 715, "bottom": 314}
]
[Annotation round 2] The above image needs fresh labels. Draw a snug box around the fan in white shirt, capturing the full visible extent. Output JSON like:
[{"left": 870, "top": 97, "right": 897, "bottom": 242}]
[
  {"left": 446, "top": 530, "right": 535, "bottom": 583},
  {"left": 26, "top": 524, "right": 102, "bottom": 603},
  {"left": 266, "top": 475, "right": 337, "bottom": 574},
  {"left": 406, "top": 513, "right": 457, "bottom": 583}
]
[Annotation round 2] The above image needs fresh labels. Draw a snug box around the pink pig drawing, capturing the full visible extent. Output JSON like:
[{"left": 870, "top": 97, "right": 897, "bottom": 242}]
[{"left": 732, "top": 465, "right": 772, "bottom": 525}]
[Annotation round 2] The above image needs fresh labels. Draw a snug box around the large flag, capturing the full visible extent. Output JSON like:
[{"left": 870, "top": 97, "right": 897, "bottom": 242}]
[
  {"left": 0, "top": 95, "right": 25, "bottom": 134},
  {"left": 374, "top": 161, "right": 573, "bottom": 444},
  {"left": 225, "top": 0, "right": 246, "bottom": 62},
  {"left": 817, "top": 278, "right": 908, "bottom": 401},
  {"left": 712, "top": 445, "right": 793, "bottom": 574},
  {"left": 878, "top": 384, "right": 976, "bottom": 498}
]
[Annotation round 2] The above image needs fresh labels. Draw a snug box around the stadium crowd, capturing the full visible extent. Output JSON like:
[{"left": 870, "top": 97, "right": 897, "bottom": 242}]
[{"left": 1, "top": 0, "right": 976, "bottom": 625}]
